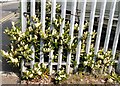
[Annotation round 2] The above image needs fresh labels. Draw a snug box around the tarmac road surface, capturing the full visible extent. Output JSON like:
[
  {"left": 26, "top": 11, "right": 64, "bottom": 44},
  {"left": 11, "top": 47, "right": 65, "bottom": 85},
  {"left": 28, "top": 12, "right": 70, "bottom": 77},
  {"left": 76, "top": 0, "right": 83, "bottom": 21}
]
[{"left": 0, "top": 1, "right": 20, "bottom": 84}]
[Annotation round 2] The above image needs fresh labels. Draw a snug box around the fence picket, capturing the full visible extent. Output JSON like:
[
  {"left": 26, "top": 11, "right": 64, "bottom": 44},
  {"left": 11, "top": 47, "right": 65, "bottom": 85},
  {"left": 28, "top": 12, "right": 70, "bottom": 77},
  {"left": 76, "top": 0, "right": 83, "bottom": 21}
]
[
  {"left": 30, "top": 45, "right": 35, "bottom": 68},
  {"left": 40, "top": 0, "right": 46, "bottom": 63},
  {"left": 103, "top": 0, "right": 117, "bottom": 53},
  {"left": 94, "top": 0, "right": 107, "bottom": 61},
  {"left": 75, "top": 0, "right": 87, "bottom": 70},
  {"left": 30, "top": 0, "right": 35, "bottom": 69},
  {"left": 57, "top": 0, "right": 67, "bottom": 70},
  {"left": 21, "top": 0, "right": 27, "bottom": 73},
  {"left": 49, "top": 0, "right": 56, "bottom": 75},
  {"left": 30, "top": 0, "right": 35, "bottom": 16},
  {"left": 109, "top": 13, "right": 120, "bottom": 73},
  {"left": 51, "top": 0, "right": 56, "bottom": 23},
  {"left": 86, "top": 0, "right": 97, "bottom": 54},
  {"left": 66, "top": 0, "right": 77, "bottom": 74}
]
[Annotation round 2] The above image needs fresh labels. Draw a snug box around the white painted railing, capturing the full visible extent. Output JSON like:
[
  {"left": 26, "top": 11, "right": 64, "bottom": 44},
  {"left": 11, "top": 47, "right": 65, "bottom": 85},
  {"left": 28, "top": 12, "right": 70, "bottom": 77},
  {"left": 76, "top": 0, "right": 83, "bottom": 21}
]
[
  {"left": 57, "top": 0, "right": 67, "bottom": 71},
  {"left": 21, "top": 0, "right": 27, "bottom": 73},
  {"left": 86, "top": 0, "right": 97, "bottom": 54},
  {"left": 49, "top": 0, "right": 56, "bottom": 75},
  {"left": 21, "top": 0, "right": 119, "bottom": 74},
  {"left": 30, "top": 0, "right": 35, "bottom": 69},
  {"left": 66, "top": 0, "right": 77, "bottom": 74},
  {"left": 40, "top": 0, "right": 46, "bottom": 64},
  {"left": 103, "top": 0, "right": 117, "bottom": 53},
  {"left": 76, "top": 0, "right": 87, "bottom": 71},
  {"left": 109, "top": 10, "right": 120, "bottom": 73},
  {"left": 94, "top": 0, "right": 107, "bottom": 62}
]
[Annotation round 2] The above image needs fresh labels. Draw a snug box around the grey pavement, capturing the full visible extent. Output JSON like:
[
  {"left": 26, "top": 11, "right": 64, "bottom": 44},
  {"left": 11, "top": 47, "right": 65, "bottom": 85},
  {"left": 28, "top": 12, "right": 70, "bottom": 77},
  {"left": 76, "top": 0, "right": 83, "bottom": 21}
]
[
  {"left": 0, "top": 71, "right": 20, "bottom": 84},
  {"left": 1, "top": 17, "right": 20, "bottom": 84},
  {"left": 0, "top": 1, "right": 20, "bottom": 84},
  {"left": 0, "top": 1, "right": 19, "bottom": 19}
]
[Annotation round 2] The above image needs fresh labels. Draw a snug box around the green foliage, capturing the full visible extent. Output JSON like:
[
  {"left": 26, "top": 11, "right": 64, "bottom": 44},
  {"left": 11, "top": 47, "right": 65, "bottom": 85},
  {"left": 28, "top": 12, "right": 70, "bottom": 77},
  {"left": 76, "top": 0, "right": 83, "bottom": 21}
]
[
  {"left": 1, "top": 17, "right": 42, "bottom": 67},
  {"left": 22, "top": 63, "right": 49, "bottom": 80},
  {"left": 1, "top": 0, "right": 120, "bottom": 84},
  {"left": 54, "top": 68, "right": 67, "bottom": 84},
  {"left": 83, "top": 49, "right": 114, "bottom": 74},
  {"left": 110, "top": 72, "right": 120, "bottom": 83}
]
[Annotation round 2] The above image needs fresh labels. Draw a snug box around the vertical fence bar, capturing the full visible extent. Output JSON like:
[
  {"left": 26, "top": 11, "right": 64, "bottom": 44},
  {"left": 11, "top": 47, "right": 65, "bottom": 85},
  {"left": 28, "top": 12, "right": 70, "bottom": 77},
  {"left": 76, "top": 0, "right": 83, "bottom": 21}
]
[
  {"left": 66, "top": 0, "right": 77, "bottom": 74},
  {"left": 21, "top": 0, "right": 27, "bottom": 32},
  {"left": 86, "top": 0, "right": 97, "bottom": 54},
  {"left": 49, "top": 0, "right": 56, "bottom": 75},
  {"left": 0, "top": 3, "right": 2, "bottom": 85},
  {"left": 30, "top": 0, "right": 35, "bottom": 16},
  {"left": 75, "top": 0, "right": 86, "bottom": 70},
  {"left": 30, "top": 0, "right": 35, "bottom": 69},
  {"left": 109, "top": 13, "right": 120, "bottom": 73},
  {"left": 21, "top": 0, "right": 27, "bottom": 74},
  {"left": 103, "top": 0, "right": 117, "bottom": 53},
  {"left": 40, "top": 0, "right": 46, "bottom": 63},
  {"left": 94, "top": 0, "right": 107, "bottom": 61},
  {"left": 57, "top": 0, "right": 67, "bottom": 70}
]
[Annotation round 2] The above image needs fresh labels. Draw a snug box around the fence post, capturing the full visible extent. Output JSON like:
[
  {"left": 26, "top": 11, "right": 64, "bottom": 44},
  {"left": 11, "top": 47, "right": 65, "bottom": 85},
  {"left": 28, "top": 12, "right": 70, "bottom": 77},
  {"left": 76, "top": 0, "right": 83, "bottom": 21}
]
[
  {"left": 103, "top": 0, "right": 117, "bottom": 53},
  {"left": 40, "top": 0, "right": 46, "bottom": 63},
  {"left": 30, "top": 0, "right": 35, "bottom": 69},
  {"left": 21, "top": 0, "right": 27, "bottom": 74},
  {"left": 75, "top": 0, "right": 86, "bottom": 71},
  {"left": 57, "top": 0, "right": 67, "bottom": 70},
  {"left": 66, "top": 0, "right": 77, "bottom": 74},
  {"left": 86, "top": 0, "right": 97, "bottom": 54},
  {"left": 94, "top": 0, "right": 107, "bottom": 61},
  {"left": 49, "top": 0, "right": 56, "bottom": 75}
]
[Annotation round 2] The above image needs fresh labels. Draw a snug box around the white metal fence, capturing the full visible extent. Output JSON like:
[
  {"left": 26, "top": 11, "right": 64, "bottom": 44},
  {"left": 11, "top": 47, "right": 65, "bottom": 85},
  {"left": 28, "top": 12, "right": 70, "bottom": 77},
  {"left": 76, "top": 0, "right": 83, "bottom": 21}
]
[{"left": 21, "top": 0, "right": 120, "bottom": 75}]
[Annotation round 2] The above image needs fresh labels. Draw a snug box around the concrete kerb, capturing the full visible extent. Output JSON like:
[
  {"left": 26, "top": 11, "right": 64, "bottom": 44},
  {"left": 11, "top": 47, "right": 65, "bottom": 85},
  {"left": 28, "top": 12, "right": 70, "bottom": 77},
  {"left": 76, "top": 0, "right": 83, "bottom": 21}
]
[{"left": 0, "top": 71, "right": 20, "bottom": 84}]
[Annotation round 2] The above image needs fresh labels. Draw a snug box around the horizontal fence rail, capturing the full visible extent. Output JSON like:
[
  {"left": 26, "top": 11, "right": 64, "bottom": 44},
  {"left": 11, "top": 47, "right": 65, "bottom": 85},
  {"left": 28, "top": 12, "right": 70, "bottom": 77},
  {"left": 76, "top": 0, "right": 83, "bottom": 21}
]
[{"left": 21, "top": 0, "right": 120, "bottom": 75}]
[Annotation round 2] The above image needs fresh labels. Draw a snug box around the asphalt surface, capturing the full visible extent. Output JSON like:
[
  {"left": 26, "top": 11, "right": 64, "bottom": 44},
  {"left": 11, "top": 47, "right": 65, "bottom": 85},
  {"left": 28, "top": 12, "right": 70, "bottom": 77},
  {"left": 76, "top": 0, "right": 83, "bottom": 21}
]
[
  {"left": 0, "top": 2, "right": 19, "bottom": 49},
  {"left": 0, "top": 1, "right": 20, "bottom": 84},
  {"left": 0, "top": 2, "right": 19, "bottom": 23},
  {"left": 0, "top": 1, "right": 19, "bottom": 19}
]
